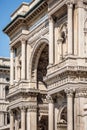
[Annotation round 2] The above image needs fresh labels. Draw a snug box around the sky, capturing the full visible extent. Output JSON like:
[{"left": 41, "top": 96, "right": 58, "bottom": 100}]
[{"left": 0, "top": 0, "right": 31, "bottom": 57}]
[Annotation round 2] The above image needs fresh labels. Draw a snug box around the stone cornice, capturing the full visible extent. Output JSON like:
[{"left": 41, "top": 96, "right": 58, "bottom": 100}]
[{"left": 3, "top": 1, "right": 48, "bottom": 37}]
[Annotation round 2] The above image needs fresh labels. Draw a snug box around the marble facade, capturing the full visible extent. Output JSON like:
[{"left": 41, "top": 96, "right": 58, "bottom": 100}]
[{"left": 3, "top": 0, "right": 87, "bottom": 130}]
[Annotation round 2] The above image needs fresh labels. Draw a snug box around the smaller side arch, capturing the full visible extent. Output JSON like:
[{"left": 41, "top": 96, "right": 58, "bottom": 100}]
[{"left": 57, "top": 105, "right": 67, "bottom": 124}]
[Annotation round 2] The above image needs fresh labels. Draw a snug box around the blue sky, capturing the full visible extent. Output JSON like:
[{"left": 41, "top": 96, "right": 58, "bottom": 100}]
[{"left": 0, "top": 0, "right": 31, "bottom": 57}]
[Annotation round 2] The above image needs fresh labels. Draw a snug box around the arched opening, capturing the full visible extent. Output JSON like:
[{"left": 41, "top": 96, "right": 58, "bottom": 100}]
[
  {"left": 31, "top": 39, "right": 49, "bottom": 130},
  {"left": 38, "top": 115, "right": 48, "bottom": 130},
  {"left": 57, "top": 106, "right": 67, "bottom": 130},
  {"left": 37, "top": 44, "right": 49, "bottom": 90},
  {"left": 31, "top": 39, "right": 49, "bottom": 90}
]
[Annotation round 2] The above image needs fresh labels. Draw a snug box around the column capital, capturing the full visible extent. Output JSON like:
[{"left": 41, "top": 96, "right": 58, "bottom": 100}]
[
  {"left": 9, "top": 110, "right": 14, "bottom": 116},
  {"left": 46, "top": 95, "right": 53, "bottom": 103},
  {"left": 49, "top": 15, "right": 54, "bottom": 23},
  {"left": 76, "top": 0, "right": 84, "bottom": 8},
  {"left": 65, "top": 88, "right": 75, "bottom": 97},
  {"left": 66, "top": 0, "right": 73, "bottom": 8},
  {"left": 20, "top": 106, "right": 26, "bottom": 112},
  {"left": 21, "top": 38, "right": 26, "bottom": 44}
]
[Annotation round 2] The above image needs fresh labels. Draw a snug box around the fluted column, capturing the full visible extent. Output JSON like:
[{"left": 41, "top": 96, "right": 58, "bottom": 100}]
[
  {"left": 65, "top": 88, "right": 74, "bottom": 130},
  {"left": 49, "top": 16, "right": 54, "bottom": 65},
  {"left": 47, "top": 95, "right": 54, "bottom": 130},
  {"left": 10, "top": 48, "right": 14, "bottom": 86},
  {"left": 77, "top": 1, "right": 84, "bottom": 57},
  {"left": 10, "top": 111, "right": 14, "bottom": 130},
  {"left": 21, "top": 107, "right": 26, "bottom": 130},
  {"left": 21, "top": 39, "right": 26, "bottom": 80},
  {"left": 67, "top": 1, "right": 73, "bottom": 55},
  {"left": 27, "top": 106, "right": 37, "bottom": 130}
]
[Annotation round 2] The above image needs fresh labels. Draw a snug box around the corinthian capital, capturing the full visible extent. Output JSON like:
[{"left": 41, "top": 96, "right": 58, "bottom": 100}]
[
  {"left": 46, "top": 95, "right": 53, "bottom": 103},
  {"left": 66, "top": 0, "right": 73, "bottom": 8},
  {"left": 65, "top": 88, "right": 74, "bottom": 97}
]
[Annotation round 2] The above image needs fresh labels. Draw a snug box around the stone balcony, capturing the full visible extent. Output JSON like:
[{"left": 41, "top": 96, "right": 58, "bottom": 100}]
[
  {"left": 7, "top": 80, "right": 47, "bottom": 99},
  {"left": 44, "top": 56, "right": 87, "bottom": 95},
  {"left": 47, "top": 56, "right": 87, "bottom": 76}
]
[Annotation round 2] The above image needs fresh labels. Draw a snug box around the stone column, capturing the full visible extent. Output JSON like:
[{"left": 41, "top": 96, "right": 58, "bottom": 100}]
[
  {"left": 10, "top": 111, "right": 14, "bottom": 130},
  {"left": 15, "top": 118, "right": 18, "bottom": 130},
  {"left": 27, "top": 106, "right": 37, "bottom": 130},
  {"left": 10, "top": 48, "right": 14, "bottom": 86},
  {"left": 49, "top": 16, "right": 54, "bottom": 65},
  {"left": 47, "top": 95, "right": 54, "bottom": 130},
  {"left": 21, "top": 39, "right": 26, "bottom": 80},
  {"left": 65, "top": 88, "right": 74, "bottom": 130},
  {"left": 21, "top": 107, "right": 26, "bottom": 130},
  {"left": 67, "top": 1, "right": 73, "bottom": 55}
]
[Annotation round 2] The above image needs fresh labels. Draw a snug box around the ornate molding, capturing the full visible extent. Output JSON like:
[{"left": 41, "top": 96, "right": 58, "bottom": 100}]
[{"left": 75, "top": 88, "right": 87, "bottom": 97}]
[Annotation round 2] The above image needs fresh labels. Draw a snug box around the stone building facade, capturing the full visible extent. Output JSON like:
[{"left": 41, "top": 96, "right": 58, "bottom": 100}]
[
  {"left": 0, "top": 58, "right": 10, "bottom": 130},
  {"left": 3, "top": 0, "right": 87, "bottom": 130}
]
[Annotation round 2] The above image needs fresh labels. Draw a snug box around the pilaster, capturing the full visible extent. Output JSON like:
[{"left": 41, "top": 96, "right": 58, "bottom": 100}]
[
  {"left": 65, "top": 88, "right": 74, "bottom": 130},
  {"left": 10, "top": 110, "right": 14, "bottom": 130},
  {"left": 49, "top": 16, "right": 54, "bottom": 65},
  {"left": 10, "top": 48, "right": 14, "bottom": 86},
  {"left": 47, "top": 95, "right": 54, "bottom": 130},
  {"left": 67, "top": 1, "right": 73, "bottom": 55},
  {"left": 21, "top": 39, "right": 26, "bottom": 80},
  {"left": 27, "top": 105, "right": 37, "bottom": 130},
  {"left": 21, "top": 107, "right": 26, "bottom": 130}
]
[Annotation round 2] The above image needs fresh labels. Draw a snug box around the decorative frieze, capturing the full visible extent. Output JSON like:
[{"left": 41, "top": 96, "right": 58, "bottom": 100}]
[{"left": 75, "top": 88, "right": 87, "bottom": 97}]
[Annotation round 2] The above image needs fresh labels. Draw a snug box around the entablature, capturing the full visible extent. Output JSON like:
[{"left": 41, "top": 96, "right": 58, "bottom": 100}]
[
  {"left": 7, "top": 80, "right": 47, "bottom": 100},
  {"left": 3, "top": 0, "right": 48, "bottom": 39},
  {"left": 44, "top": 56, "right": 87, "bottom": 94}
]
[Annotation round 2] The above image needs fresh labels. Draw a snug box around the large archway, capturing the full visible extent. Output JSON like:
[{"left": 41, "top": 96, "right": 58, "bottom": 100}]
[
  {"left": 30, "top": 38, "right": 49, "bottom": 89},
  {"left": 30, "top": 38, "right": 49, "bottom": 130}
]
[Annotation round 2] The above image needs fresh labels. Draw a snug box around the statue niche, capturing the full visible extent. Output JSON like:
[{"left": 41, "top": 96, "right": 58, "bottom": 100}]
[{"left": 57, "top": 22, "right": 67, "bottom": 60}]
